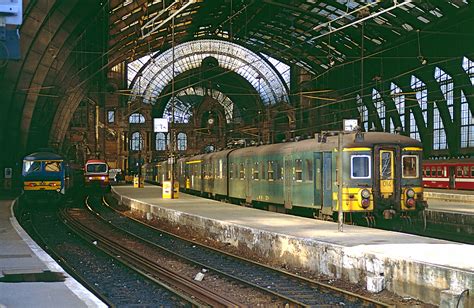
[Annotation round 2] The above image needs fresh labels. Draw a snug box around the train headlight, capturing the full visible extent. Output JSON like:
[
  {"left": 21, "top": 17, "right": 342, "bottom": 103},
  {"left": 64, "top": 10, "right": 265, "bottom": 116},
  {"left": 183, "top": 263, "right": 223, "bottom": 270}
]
[
  {"left": 101, "top": 176, "right": 106, "bottom": 180},
  {"left": 406, "top": 198, "right": 416, "bottom": 208},
  {"left": 361, "top": 189, "right": 370, "bottom": 199},
  {"left": 406, "top": 189, "right": 415, "bottom": 198}
]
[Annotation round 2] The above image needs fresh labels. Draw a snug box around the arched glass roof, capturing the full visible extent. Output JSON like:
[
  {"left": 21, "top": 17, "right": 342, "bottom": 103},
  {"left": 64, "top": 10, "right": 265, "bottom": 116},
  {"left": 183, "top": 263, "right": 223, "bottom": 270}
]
[
  {"left": 163, "top": 86, "right": 240, "bottom": 124},
  {"left": 128, "top": 39, "right": 290, "bottom": 106}
]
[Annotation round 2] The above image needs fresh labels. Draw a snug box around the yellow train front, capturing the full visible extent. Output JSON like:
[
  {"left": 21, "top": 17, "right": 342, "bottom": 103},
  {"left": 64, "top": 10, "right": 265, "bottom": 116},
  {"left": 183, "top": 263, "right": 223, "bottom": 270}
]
[
  {"left": 22, "top": 151, "right": 69, "bottom": 203},
  {"left": 337, "top": 132, "right": 426, "bottom": 226}
]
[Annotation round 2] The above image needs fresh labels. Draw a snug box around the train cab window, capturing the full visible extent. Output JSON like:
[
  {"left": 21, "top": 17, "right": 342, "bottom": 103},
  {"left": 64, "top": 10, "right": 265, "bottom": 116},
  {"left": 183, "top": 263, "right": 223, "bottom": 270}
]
[
  {"left": 295, "top": 159, "right": 303, "bottom": 181},
  {"left": 402, "top": 155, "right": 418, "bottom": 178},
  {"left": 350, "top": 155, "right": 371, "bottom": 179},
  {"left": 457, "top": 167, "right": 462, "bottom": 177},
  {"left": 44, "top": 161, "right": 61, "bottom": 172},
  {"left": 253, "top": 162, "right": 259, "bottom": 180},
  {"left": 306, "top": 159, "right": 313, "bottom": 181},
  {"left": 464, "top": 166, "right": 469, "bottom": 177},
  {"left": 23, "top": 160, "right": 42, "bottom": 173},
  {"left": 239, "top": 163, "right": 245, "bottom": 179},
  {"left": 437, "top": 167, "right": 442, "bottom": 177},
  {"left": 267, "top": 161, "right": 274, "bottom": 181}
]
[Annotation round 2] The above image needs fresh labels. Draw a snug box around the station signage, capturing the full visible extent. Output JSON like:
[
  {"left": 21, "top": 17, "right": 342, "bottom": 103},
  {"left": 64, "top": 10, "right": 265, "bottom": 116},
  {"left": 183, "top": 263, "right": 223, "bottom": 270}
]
[
  {"left": 343, "top": 119, "right": 358, "bottom": 132},
  {"left": 153, "top": 118, "right": 168, "bottom": 132}
]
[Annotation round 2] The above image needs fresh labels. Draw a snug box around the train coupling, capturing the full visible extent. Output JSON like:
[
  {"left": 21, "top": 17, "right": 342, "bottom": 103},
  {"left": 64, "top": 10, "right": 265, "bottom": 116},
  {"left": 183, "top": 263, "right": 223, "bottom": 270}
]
[{"left": 383, "top": 209, "right": 397, "bottom": 220}]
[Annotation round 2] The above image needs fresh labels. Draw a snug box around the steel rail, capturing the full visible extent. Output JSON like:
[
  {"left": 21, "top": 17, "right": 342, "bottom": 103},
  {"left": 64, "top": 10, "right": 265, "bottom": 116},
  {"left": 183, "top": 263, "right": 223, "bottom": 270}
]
[
  {"left": 101, "top": 195, "right": 392, "bottom": 307},
  {"left": 61, "top": 206, "right": 241, "bottom": 307}
]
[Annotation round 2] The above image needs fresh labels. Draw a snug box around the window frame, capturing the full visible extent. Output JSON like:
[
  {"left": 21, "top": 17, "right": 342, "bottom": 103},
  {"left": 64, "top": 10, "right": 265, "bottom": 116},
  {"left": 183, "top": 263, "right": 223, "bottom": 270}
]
[
  {"left": 401, "top": 155, "right": 419, "bottom": 179},
  {"left": 350, "top": 155, "right": 371, "bottom": 179}
]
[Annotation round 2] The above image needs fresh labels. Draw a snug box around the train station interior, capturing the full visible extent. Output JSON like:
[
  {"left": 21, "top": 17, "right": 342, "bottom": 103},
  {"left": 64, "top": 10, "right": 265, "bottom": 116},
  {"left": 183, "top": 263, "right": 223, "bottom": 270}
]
[
  {"left": 0, "top": 0, "right": 472, "bottom": 178},
  {"left": 0, "top": 1, "right": 473, "bottom": 307}
]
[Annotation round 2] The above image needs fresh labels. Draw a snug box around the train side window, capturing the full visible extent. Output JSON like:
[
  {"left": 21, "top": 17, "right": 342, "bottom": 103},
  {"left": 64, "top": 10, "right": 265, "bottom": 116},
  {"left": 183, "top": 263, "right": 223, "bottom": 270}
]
[
  {"left": 431, "top": 167, "right": 436, "bottom": 177},
  {"left": 306, "top": 159, "right": 313, "bottom": 181},
  {"left": 267, "top": 161, "right": 274, "bottom": 181},
  {"left": 437, "top": 167, "right": 442, "bottom": 177},
  {"left": 229, "top": 163, "right": 234, "bottom": 179},
  {"left": 351, "top": 155, "right": 371, "bottom": 179},
  {"left": 402, "top": 155, "right": 418, "bottom": 178},
  {"left": 295, "top": 159, "right": 303, "bottom": 181},
  {"left": 253, "top": 162, "right": 259, "bottom": 180},
  {"left": 239, "top": 163, "right": 245, "bottom": 179},
  {"left": 464, "top": 166, "right": 469, "bottom": 177},
  {"left": 457, "top": 167, "right": 462, "bottom": 177},
  {"left": 471, "top": 167, "right": 474, "bottom": 177}
]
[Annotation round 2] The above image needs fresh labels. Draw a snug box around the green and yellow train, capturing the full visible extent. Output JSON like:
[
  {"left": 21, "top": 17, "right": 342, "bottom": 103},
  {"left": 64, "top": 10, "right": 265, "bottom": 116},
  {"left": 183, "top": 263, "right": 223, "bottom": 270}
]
[{"left": 144, "top": 131, "right": 426, "bottom": 225}]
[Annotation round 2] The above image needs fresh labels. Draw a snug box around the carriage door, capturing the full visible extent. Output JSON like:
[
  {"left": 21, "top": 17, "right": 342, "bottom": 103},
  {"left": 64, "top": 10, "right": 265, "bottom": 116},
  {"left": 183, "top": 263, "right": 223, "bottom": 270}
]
[
  {"left": 449, "top": 166, "right": 455, "bottom": 189},
  {"left": 314, "top": 152, "right": 322, "bottom": 208},
  {"left": 321, "top": 152, "right": 333, "bottom": 213},
  {"left": 245, "top": 159, "right": 252, "bottom": 201},
  {"left": 376, "top": 147, "right": 396, "bottom": 200},
  {"left": 284, "top": 157, "right": 292, "bottom": 209}
]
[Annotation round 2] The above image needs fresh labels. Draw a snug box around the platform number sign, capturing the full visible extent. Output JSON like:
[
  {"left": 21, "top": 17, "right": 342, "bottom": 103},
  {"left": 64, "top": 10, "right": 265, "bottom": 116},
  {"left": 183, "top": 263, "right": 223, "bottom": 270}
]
[
  {"left": 154, "top": 118, "right": 168, "bottom": 133},
  {"left": 343, "top": 119, "right": 358, "bottom": 132}
]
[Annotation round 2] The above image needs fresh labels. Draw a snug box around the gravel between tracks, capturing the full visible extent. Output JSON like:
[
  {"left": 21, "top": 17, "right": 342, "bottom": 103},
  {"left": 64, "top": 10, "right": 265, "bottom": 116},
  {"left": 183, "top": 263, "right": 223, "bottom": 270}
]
[{"left": 107, "top": 195, "right": 436, "bottom": 308}]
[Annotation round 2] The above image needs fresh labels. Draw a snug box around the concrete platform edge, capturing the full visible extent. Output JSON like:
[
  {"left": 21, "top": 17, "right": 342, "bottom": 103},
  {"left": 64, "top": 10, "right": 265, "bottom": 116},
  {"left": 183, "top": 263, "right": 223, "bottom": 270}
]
[
  {"left": 112, "top": 188, "right": 472, "bottom": 306},
  {"left": 8, "top": 198, "right": 107, "bottom": 308}
]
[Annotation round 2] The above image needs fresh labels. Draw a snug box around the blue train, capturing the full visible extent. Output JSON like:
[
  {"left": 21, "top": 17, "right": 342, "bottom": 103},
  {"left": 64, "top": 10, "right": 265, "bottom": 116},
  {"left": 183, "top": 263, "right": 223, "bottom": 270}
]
[{"left": 22, "top": 152, "right": 71, "bottom": 202}]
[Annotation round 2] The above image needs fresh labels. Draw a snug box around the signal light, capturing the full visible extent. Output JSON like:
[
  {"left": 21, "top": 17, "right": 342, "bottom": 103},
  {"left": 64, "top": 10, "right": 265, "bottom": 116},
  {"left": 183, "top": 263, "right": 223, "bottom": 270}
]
[
  {"left": 361, "top": 198, "right": 370, "bottom": 209},
  {"left": 406, "top": 198, "right": 416, "bottom": 208}
]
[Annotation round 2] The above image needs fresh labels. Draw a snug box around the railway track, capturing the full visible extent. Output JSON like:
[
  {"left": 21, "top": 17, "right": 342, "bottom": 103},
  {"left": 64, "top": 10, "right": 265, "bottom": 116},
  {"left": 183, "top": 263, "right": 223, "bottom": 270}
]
[
  {"left": 62, "top": 202, "right": 285, "bottom": 307},
  {"left": 87, "top": 195, "right": 390, "bottom": 307},
  {"left": 17, "top": 197, "right": 199, "bottom": 307}
]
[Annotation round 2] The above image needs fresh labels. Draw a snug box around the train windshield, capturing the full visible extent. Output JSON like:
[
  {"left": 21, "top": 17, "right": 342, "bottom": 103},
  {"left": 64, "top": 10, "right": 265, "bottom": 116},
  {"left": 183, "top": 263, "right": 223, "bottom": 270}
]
[
  {"left": 351, "top": 155, "right": 371, "bottom": 179},
  {"left": 402, "top": 155, "right": 419, "bottom": 178},
  {"left": 23, "top": 160, "right": 42, "bottom": 173},
  {"left": 44, "top": 161, "right": 61, "bottom": 172},
  {"left": 87, "top": 163, "right": 107, "bottom": 173}
]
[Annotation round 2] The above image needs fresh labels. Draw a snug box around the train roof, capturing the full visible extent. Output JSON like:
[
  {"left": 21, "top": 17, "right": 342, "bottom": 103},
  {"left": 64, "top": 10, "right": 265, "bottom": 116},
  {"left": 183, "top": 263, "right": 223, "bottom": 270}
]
[
  {"left": 85, "top": 159, "right": 108, "bottom": 164},
  {"left": 23, "top": 152, "right": 63, "bottom": 161},
  {"left": 229, "top": 132, "right": 422, "bottom": 158}
]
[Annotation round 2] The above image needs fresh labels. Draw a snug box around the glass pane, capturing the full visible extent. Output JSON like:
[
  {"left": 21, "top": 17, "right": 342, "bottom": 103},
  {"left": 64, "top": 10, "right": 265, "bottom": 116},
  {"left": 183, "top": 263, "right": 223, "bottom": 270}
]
[
  {"left": 44, "top": 161, "right": 61, "bottom": 172},
  {"left": 351, "top": 156, "right": 370, "bottom": 178},
  {"left": 380, "top": 152, "right": 392, "bottom": 179},
  {"left": 402, "top": 155, "right": 418, "bottom": 178}
]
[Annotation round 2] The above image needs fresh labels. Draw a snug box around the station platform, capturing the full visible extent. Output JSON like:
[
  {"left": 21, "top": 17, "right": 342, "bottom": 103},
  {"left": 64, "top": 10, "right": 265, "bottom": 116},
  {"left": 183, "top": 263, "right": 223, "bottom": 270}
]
[
  {"left": 0, "top": 198, "right": 106, "bottom": 308},
  {"left": 112, "top": 185, "right": 473, "bottom": 307},
  {"left": 425, "top": 188, "right": 474, "bottom": 212}
]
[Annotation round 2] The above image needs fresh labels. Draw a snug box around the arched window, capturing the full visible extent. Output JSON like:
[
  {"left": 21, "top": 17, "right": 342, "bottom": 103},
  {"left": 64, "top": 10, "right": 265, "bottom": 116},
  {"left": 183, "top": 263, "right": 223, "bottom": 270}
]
[
  {"left": 177, "top": 133, "right": 187, "bottom": 151},
  {"left": 129, "top": 113, "right": 145, "bottom": 124},
  {"left": 390, "top": 83, "right": 405, "bottom": 132},
  {"left": 156, "top": 133, "right": 167, "bottom": 151},
  {"left": 130, "top": 132, "right": 143, "bottom": 151}
]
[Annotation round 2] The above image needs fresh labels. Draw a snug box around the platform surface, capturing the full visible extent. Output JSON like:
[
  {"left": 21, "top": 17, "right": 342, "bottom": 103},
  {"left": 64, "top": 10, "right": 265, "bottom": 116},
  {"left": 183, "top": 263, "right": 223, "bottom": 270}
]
[
  {"left": 0, "top": 199, "right": 106, "bottom": 308},
  {"left": 113, "top": 185, "right": 474, "bottom": 271}
]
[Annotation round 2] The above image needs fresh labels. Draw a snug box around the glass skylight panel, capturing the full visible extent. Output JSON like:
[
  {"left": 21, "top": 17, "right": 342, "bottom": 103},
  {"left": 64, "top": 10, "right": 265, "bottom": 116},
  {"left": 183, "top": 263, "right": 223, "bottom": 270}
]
[
  {"left": 372, "top": 89, "right": 385, "bottom": 130},
  {"left": 128, "top": 40, "right": 290, "bottom": 106},
  {"left": 462, "top": 56, "right": 474, "bottom": 85}
]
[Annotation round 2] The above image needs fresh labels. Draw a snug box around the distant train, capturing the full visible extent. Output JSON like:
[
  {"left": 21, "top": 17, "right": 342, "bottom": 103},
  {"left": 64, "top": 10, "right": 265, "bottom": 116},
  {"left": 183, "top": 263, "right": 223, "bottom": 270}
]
[
  {"left": 84, "top": 159, "right": 110, "bottom": 189},
  {"left": 423, "top": 159, "right": 474, "bottom": 190},
  {"left": 144, "top": 132, "right": 427, "bottom": 226},
  {"left": 22, "top": 151, "right": 71, "bottom": 202}
]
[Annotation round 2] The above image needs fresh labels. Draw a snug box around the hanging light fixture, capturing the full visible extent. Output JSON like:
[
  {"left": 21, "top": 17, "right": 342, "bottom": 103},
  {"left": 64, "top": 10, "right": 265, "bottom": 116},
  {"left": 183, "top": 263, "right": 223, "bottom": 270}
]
[{"left": 417, "top": 30, "right": 427, "bottom": 65}]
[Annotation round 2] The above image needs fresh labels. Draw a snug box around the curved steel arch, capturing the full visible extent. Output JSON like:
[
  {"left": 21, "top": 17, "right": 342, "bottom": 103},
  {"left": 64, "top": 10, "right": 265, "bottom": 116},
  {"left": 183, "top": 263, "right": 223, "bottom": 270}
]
[{"left": 129, "top": 39, "right": 290, "bottom": 106}]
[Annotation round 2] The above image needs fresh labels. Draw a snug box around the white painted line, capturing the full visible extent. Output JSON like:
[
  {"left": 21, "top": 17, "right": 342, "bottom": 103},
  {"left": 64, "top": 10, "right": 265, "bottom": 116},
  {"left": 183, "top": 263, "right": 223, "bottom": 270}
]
[{"left": 8, "top": 198, "right": 107, "bottom": 308}]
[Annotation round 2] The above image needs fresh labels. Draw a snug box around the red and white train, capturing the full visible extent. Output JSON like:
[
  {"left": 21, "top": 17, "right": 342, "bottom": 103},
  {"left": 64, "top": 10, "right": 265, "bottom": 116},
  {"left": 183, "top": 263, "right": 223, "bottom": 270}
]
[
  {"left": 423, "top": 159, "right": 474, "bottom": 190},
  {"left": 84, "top": 159, "right": 110, "bottom": 189}
]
